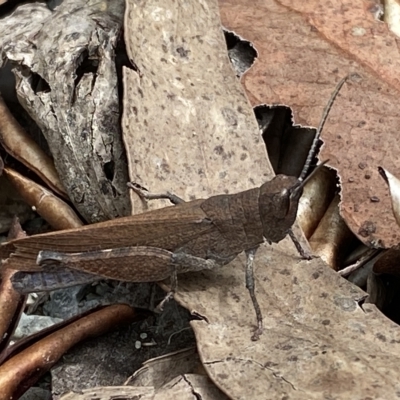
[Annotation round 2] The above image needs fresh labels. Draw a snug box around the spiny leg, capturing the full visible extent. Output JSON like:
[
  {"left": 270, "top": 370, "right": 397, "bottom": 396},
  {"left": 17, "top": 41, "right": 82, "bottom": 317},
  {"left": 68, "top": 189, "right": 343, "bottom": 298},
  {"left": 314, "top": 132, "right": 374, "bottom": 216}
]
[
  {"left": 156, "top": 253, "right": 219, "bottom": 311},
  {"left": 245, "top": 247, "right": 263, "bottom": 341},
  {"left": 288, "top": 229, "right": 313, "bottom": 260},
  {"left": 127, "top": 182, "right": 185, "bottom": 205},
  {"left": 155, "top": 268, "right": 178, "bottom": 312}
]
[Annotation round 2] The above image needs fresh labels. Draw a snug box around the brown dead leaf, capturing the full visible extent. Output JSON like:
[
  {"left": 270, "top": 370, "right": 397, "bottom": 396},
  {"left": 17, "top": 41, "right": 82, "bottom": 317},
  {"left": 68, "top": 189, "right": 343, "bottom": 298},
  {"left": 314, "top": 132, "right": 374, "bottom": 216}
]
[
  {"left": 60, "top": 386, "right": 155, "bottom": 400},
  {"left": 59, "top": 374, "right": 228, "bottom": 400},
  {"left": 0, "top": 94, "right": 67, "bottom": 199},
  {"left": 3, "top": 167, "right": 83, "bottom": 230},
  {"left": 151, "top": 374, "right": 229, "bottom": 400},
  {"left": 219, "top": 0, "right": 400, "bottom": 247},
  {"left": 379, "top": 167, "right": 400, "bottom": 228},
  {"left": 123, "top": 0, "right": 272, "bottom": 215},
  {"left": 0, "top": 175, "right": 35, "bottom": 235},
  {"left": 0, "top": 218, "right": 26, "bottom": 352},
  {"left": 297, "top": 166, "right": 336, "bottom": 239},
  {"left": 0, "top": 269, "right": 25, "bottom": 354},
  {"left": 0, "top": 0, "right": 131, "bottom": 223},
  {"left": 308, "top": 194, "right": 355, "bottom": 270},
  {"left": 175, "top": 240, "right": 400, "bottom": 399},
  {"left": 128, "top": 347, "right": 205, "bottom": 388},
  {"left": 0, "top": 304, "right": 138, "bottom": 400}
]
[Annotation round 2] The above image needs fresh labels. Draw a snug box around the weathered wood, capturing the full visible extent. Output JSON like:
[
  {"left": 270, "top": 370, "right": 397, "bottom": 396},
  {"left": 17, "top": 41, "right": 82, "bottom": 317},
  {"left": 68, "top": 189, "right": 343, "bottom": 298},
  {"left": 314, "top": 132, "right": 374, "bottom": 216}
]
[{"left": 0, "top": 0, "right": 130, "bottom": 223}]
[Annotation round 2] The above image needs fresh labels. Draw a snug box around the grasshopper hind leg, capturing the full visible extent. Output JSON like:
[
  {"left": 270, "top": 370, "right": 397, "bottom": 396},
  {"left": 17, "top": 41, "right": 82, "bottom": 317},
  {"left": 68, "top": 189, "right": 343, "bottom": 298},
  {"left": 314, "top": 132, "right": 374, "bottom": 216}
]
[{"left": 155, "top": 268, "right": 178, "bottom": 312}]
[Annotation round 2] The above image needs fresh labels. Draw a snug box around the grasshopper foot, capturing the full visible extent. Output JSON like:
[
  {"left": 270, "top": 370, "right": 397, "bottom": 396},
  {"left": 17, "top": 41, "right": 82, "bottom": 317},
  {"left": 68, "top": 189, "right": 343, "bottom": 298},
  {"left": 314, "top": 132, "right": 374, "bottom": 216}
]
[
  {"left": 155, "top": 268, "right": 178, "bottom": 312},
  {"left": 155, "top": 291, "right": 175, "bottom": 312},
  {"left": 251, "top": 324, "right": 263, "bottom": 341}
]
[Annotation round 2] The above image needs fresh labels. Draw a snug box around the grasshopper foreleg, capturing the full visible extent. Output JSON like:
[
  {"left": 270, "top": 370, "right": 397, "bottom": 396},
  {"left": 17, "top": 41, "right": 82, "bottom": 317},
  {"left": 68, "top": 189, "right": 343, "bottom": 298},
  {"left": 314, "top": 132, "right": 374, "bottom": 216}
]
[
  {"left": 245, "top": 247, "right": 263, "bottom": 341},
  {"left": 288, "top": 229, "right": 313, "bottom": 260}
]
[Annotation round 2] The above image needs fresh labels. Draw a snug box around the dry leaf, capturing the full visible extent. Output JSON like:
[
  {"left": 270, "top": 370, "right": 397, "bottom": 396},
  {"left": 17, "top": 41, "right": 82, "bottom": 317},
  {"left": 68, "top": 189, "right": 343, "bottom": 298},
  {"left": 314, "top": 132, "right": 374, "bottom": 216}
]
[
  {"left": 378, "top": 167, "right": 400, "bottom": 228},
  {"left": 0, "top": 94, "right": 67, "bottom": 198},
  {"left": 152, "top": 374, "right": 229, "bottom": 400},
  {"left": 0, "top": 304, "right": 138, "bottom": 400},
  {"left": 60, "top": 386, "right": 155, "bottom": 400},
  {"left": 59, "top": 374, "right": 227, "bottom": 400},
  {"left": 123, "top": 0, "right": 272, "bottom": 215},
  {"left": 0, "top": 175, "right": 35, "bottom": 235},
  {"left": 308, "top": 194, "right": 355, "bottom": 270},
  {"left": 174, "top": 241, "right": 400, "bottom": 399},
  {"left": 0, "top": 268, "right": 25, "bottom": 353},
  {"left": 297, "top": 166, "right": 336, "bottom": 239},
  {"left": 128, "top": 347, "right": 205, "bottom": 388},
  {"left": 3, "top": 167, "right": 83, "bottom": 230},
  {"left": 219, "top": 0, "right": 400, "bottom": 247}
]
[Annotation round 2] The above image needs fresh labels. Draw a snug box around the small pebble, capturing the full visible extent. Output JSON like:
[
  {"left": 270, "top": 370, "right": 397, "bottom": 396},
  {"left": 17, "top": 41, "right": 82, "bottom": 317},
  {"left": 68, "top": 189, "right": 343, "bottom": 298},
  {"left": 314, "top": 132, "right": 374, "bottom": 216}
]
[
  {"left": 135, "top": 341, "right": 142, "bottom": 349},
  {"left": 140, "top": 332, "right": 148, "bottom": 340}
]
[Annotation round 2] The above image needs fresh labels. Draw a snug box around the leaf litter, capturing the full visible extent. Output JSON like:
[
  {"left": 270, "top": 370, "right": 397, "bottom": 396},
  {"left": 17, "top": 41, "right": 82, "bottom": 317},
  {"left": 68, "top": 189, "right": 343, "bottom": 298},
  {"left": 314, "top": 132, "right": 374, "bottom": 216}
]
[
  {"left": 219, "top": 0, "right": 400, "bottom": 248},
  {"left": 1, "top": 0, "right": 400, "bottom": 398},
  {"left": 119, "top": 0, "right": 400, "bottom": 398}
]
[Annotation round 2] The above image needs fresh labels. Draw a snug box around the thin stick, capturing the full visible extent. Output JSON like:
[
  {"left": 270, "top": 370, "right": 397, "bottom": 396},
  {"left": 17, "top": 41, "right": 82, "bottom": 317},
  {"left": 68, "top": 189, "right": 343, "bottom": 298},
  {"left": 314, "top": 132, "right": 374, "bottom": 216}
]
[{"left": 299, "top": 75, "right": 349, "bottom": 181}]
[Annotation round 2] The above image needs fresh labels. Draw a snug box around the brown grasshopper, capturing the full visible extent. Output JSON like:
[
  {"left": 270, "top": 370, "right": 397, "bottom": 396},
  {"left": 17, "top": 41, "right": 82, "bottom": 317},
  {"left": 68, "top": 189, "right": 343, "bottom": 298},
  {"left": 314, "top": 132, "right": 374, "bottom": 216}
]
[{"left": 0, "top": 77, "right": 347, "bottom": 340}]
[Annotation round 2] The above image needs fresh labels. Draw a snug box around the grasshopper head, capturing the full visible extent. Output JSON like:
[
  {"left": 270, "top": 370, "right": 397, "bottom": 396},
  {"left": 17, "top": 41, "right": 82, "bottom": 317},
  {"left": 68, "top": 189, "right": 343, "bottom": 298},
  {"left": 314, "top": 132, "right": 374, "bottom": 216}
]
[{"left": 258, "top": 175, "right": 303, "bottom": 243}]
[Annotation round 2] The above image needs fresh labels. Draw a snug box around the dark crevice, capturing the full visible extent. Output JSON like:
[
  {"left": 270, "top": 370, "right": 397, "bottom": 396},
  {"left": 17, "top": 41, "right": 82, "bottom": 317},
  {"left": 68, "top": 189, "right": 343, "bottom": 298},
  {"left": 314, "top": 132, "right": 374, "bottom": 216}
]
[
  {"left": 103, "top": 160, "right": 115, "bottom": 181},
  {"left": 103, "top": 160, "right": 118, "bottom": 197},
  {"left": 73, "top": 49, "right": 99, "bottom": 97},
  {"left": 357, "top": 295, "right": 368, "bottom": 312},
  {"left": 255, "top": 105, "right": 317, "bottom": 177},
  {"left": 115, "top": 31, "right": 133, "bottom": 111},
  {"left": 116, "top": 30, "right": 141, "bottom": 76},
  {"left": 190, "top": 311, "right": 209, "bottom": 324},
  {"left": 30, "top": 72, "right": 51, "bottom": 94},
  {"left": 223, "top": 29, "right": 257, "bottom": 77},
  {"left": 182, "top": 375, "right": 202, "bottom": 400}
]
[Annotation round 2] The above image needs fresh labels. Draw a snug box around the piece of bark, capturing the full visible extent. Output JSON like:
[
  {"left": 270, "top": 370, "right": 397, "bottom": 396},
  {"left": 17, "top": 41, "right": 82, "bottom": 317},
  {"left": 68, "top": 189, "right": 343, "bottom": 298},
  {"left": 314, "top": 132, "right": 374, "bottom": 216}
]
[{"left": 0, "top": 0, "right": 130, "bottom": 223}]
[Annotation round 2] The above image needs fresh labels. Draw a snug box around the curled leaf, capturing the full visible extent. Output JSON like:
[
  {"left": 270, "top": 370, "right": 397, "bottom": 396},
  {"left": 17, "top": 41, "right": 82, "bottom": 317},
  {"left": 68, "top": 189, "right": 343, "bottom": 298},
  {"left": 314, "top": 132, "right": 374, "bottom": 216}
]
[
  {"left": 378, "top": 167, "right": 400, "bottom": 229},
  {"left": 0, "top": 95, "right": 67, "bottom": 199},
  {"left": 3, "top": 167, "right": 83, "bottom": 230},
  {"left": 308, "top": 194, "right": 355, "bottom": 270},
  {"left": 297, "top": 166, "right": 336, "bottom": 239},
  {"left": 0, "top": 304, "right": 138, "bottom": 400}
]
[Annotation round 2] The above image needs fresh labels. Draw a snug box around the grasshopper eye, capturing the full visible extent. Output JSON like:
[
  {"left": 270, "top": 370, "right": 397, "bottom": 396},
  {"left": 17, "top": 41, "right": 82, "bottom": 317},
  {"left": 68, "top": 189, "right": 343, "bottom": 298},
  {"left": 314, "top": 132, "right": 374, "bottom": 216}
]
[{"left": 274, "top": 188, "right": 291, "bottom": 218}]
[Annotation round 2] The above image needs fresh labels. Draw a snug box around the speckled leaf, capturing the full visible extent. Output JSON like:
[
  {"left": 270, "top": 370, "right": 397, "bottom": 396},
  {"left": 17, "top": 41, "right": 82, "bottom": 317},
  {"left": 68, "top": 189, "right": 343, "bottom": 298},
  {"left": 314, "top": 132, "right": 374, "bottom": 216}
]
[
  {"left": 219, "top": 0, "right": 400, "bottom": 248},
  {"left": 122, "top": 0, "right": 271, "bottom": 214}
]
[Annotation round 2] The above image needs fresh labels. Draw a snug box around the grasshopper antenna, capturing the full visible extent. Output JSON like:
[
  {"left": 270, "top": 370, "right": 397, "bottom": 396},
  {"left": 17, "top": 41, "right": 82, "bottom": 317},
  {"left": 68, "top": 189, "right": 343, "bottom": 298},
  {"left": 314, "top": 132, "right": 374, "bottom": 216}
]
[{"left": 298, "top": 75, "right": 349, "bottom": 181}]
